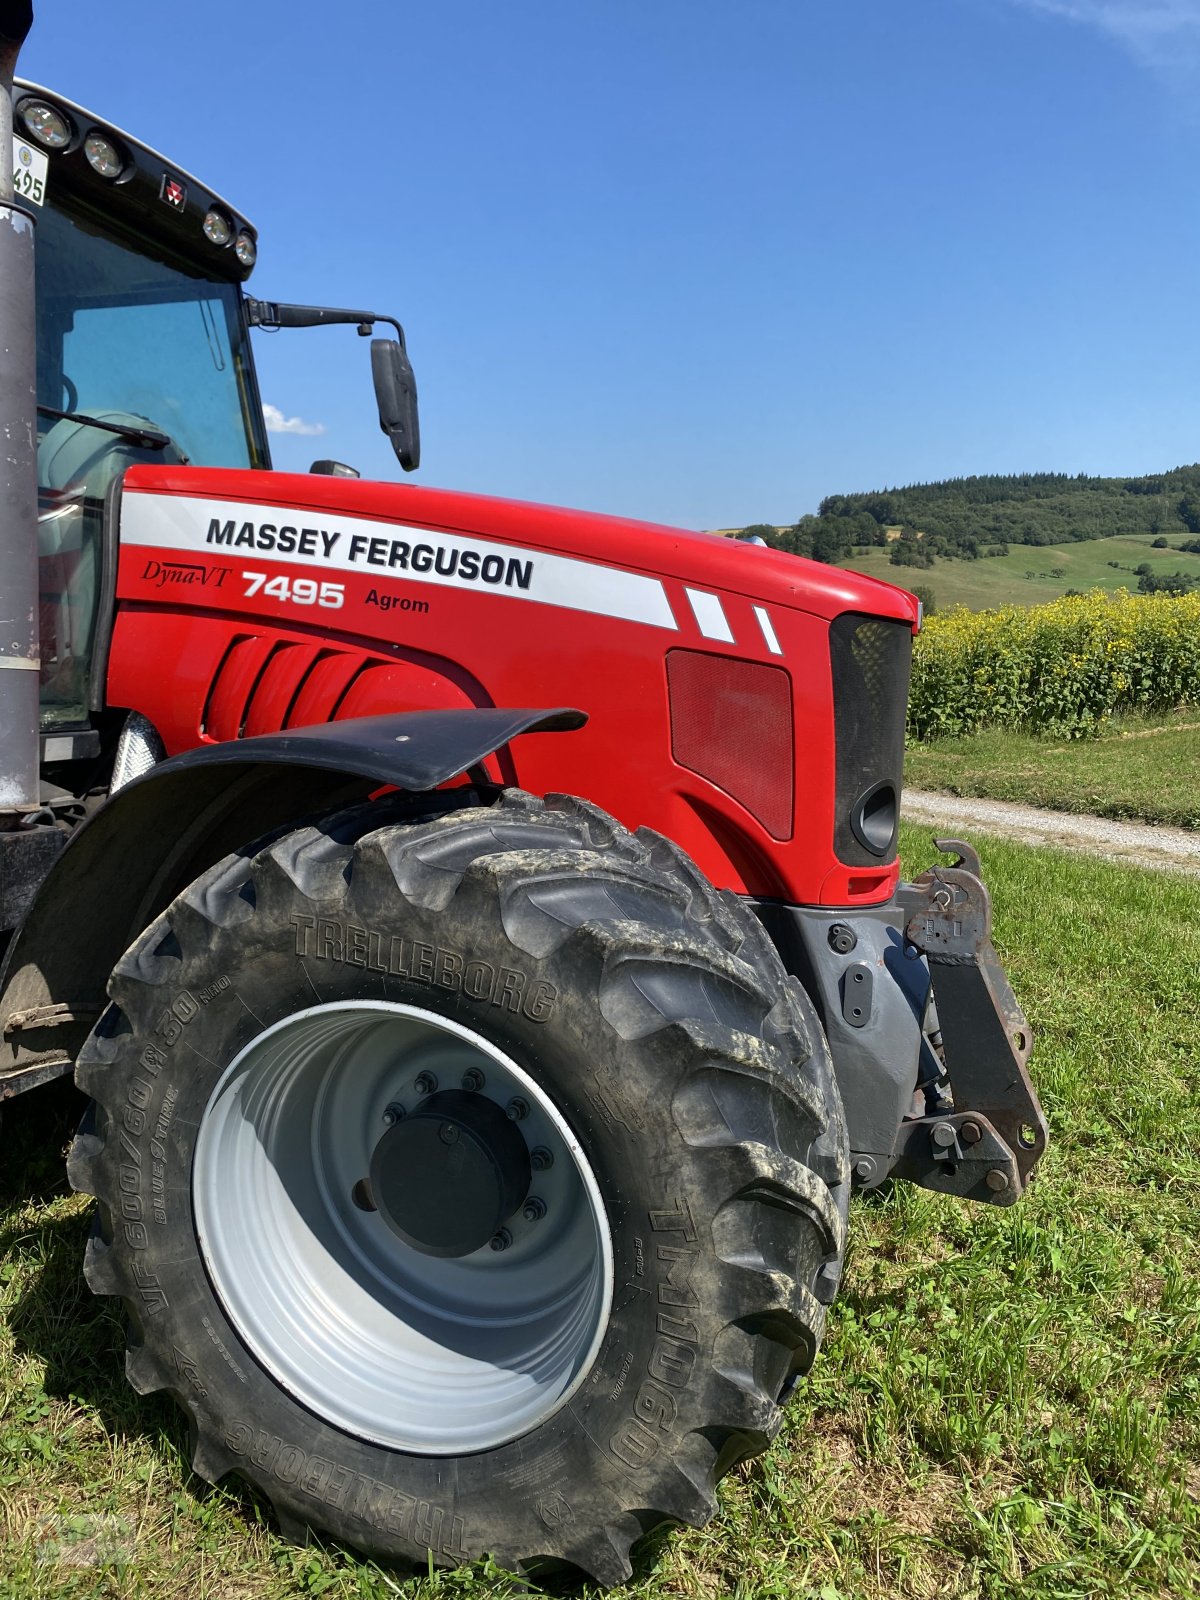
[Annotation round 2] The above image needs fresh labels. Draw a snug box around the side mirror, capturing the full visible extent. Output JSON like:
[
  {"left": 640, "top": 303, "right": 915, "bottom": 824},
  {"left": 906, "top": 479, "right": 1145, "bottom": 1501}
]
[
  {"left": 246, "top": 300, "right": 420, "bottom": 472},
  {"left": 371, "top": 338, "right": 420, "bottom": 473}
]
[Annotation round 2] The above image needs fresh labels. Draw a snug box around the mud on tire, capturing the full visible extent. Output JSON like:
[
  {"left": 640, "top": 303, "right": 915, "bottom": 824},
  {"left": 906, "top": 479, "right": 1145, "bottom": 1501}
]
[{"left": 68, "top": 791, "right": 848, "bottom": 1583}]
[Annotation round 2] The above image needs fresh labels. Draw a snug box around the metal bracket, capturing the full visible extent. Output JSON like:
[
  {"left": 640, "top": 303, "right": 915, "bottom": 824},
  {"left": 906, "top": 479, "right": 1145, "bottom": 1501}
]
[
  {"left": 841, "top": 961, "right": 874, "bottom": 1028},
  {"left": 0, "top": 1056, "right": 73, "bottom": 1100},
  {"left": 4, "top": 1000, "right": 102, "bottom": 1037},
  {"left": 889, "top": 1111, "right": 1022, "bottom": 1206},
  {"left": 896, "top": 837, "right": 1047, "bottom": 1196}
]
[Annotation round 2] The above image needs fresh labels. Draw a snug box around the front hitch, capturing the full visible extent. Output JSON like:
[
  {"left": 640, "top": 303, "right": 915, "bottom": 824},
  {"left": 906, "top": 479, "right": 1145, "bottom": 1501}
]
[{"left": 892, "top": 838, "right": 1048, "bottom": 1206}]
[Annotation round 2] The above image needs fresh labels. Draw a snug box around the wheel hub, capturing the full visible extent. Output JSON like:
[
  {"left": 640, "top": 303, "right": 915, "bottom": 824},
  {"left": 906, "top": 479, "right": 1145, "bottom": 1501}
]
[{"left": 370, "top": 1089, "right": 533, "bottom": 1257}]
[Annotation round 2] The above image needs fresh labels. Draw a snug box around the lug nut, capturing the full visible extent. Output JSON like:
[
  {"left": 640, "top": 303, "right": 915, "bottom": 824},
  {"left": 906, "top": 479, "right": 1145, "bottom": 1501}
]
[
  {"left": 489, "top": 1228, "right": 512, "bottom": 1251},
  {"left": 506, "top": 1097, "right": 529, "bottom": 1122},
  {"left": 461, "top": 1068, "right": 485, "bottom": 1092},
  {"left": 828, "top": 922, "right": 857, "bottom": 955},
  {"left": 522, "top": 1196, "right": 547, "bottom": 1222},
  {"left": 530, "top": 1147, "right": 554, "bottom": 1172},
  {"left": 414, "top": 1072, "right": 438, "bottom": 1097},
  {"left": 985, "top": 1168, "right": 1011, "bottom": 1193},
  {"left": 382, "top": 1103, "right": 405, "bottom": 1126}
]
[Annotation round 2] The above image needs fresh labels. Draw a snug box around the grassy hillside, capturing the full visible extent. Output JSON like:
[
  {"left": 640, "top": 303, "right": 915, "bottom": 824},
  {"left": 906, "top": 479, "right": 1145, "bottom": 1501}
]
[
  {"left": 819, "top": 465, "right": 1200, "bottom": 547},
  {"left": 734, "top": 463, "right": 1200, "bottom": 577},
  {"left": 840, "top": 532, "right": 1200, "bottom": 611}
]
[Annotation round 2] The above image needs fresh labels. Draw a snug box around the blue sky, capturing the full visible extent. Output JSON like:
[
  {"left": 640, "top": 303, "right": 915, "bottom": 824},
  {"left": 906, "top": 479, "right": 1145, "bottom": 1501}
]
[{"left": 20, "top": 1, "right": 1200, "bottom": 528}]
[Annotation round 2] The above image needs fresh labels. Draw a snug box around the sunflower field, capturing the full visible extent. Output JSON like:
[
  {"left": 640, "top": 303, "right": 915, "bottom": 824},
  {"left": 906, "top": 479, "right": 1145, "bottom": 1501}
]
[{"left": 907, "top": 590, "right": 1200, "bottom": 740}]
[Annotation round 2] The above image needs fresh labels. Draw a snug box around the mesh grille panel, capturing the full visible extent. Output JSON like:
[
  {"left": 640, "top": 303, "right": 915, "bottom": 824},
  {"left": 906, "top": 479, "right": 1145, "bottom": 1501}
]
[
  {"left": 667, "top": 650, "right": 793, "bottom": 839},
  {"left": 830, "top": 614, "right": 911, "bottom": 864}
]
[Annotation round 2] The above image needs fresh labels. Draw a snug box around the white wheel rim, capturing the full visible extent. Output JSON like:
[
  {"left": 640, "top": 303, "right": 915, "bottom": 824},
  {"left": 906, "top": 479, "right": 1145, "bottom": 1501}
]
[{"left": 193, "top": 1001, "right": 613, "bottom": 1454}]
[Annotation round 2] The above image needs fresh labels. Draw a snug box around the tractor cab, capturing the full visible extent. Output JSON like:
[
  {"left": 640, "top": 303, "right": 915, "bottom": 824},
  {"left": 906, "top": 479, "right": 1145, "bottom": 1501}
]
[
  {"left": 16, "top": 82, "right": 268, "bottom": 734},
  {"left": 16, "top": 81, "right": 417, "bottom": 738}
]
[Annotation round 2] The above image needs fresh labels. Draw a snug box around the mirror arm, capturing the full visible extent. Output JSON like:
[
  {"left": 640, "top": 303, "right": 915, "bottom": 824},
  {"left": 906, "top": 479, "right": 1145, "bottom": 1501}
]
[{"left": 246, "top": 298, "right": 406, "bottom": 345}]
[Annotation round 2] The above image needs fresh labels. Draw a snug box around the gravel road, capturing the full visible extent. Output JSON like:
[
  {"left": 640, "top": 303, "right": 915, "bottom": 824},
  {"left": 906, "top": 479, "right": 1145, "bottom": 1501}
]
[{"left": 903, "top": 790, "right": 1200, "bottom": 877}]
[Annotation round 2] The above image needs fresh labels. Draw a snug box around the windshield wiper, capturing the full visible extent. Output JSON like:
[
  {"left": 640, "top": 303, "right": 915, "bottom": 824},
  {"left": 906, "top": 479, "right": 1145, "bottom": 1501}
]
[{"left": 37, "top": 405, "right": 173, "bottom": 451}]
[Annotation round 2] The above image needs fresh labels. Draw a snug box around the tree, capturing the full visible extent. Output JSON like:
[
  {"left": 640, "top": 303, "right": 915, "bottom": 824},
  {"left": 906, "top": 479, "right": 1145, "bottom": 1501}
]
[
  {"left": 1178, "top": 493, "right": 1200, "bottom": 534},
  {"left": 811, "top": 523, "right": 850, "bottom": 565},
  {"left": 889, "top": 541, "right": 934, "bottom": 569},
  {"left": 1138, "top": 570, "right": 1198, "bottom": 595}
]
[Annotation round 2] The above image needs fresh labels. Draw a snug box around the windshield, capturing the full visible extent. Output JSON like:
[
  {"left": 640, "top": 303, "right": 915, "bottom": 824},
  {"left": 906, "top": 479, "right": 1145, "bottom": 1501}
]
[
  {"left": 34, "top": 197, "right": 268, "bottom": 726},
  {"left": 35, "top": 198, "right": 265, "bottom": 465}
]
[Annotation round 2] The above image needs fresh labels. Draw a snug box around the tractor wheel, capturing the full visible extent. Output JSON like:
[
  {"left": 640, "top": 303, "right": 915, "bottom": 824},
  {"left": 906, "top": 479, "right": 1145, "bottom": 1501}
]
[{"left": 69, "top": 791, "right": 848, "bottom": 1583}]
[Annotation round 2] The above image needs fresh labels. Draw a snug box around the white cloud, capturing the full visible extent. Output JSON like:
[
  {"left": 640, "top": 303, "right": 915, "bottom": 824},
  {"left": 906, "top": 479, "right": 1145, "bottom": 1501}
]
[
  {"left": 262, "top": 403, "right": 326, "bottom": 437},
  {"left": 1009, "top": 0, "right": 1200, "bottom": 73}
]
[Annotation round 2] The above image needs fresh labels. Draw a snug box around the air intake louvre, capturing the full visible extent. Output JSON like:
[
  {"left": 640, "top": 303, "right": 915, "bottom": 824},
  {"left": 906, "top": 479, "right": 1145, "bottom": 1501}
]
[
  {"left": 201, "top": 637, "right": 381, "bottom": 742},
  {"left": 667, "top": 650, "right": 794, "bottom": 839}
]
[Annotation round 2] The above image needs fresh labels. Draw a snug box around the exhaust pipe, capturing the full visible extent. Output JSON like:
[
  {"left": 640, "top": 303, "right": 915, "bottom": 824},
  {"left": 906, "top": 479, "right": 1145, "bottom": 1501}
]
[
  {"left": 0, "top": 1, "right": 39, "bottom": 813},
  {"left": 0, "top": 3, "right": 60, "bottom": 942}
]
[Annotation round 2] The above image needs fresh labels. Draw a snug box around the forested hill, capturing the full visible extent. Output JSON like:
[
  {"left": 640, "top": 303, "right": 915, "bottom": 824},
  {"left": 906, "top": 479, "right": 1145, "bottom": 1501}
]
[{"left": 742, "top": 465, "right": 1200, "bottom": 564}]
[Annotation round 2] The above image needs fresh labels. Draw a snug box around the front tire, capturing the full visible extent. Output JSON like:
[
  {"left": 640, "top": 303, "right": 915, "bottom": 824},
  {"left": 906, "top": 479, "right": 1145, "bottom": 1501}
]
[{"left": 69, "top": 791, "right": 847, "bottom": 1583}]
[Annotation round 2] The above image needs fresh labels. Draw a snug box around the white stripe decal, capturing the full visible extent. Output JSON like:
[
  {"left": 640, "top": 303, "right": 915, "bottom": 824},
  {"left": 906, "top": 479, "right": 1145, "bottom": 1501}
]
[
  {"left": 754, "top": 604, "right": 783, "bottom": 656},
  {"left": 684, "top": 587, "right": 734, "bottom": 643},
  {"left": 120, "top": 492, "right": 678, "bottom": 632}
]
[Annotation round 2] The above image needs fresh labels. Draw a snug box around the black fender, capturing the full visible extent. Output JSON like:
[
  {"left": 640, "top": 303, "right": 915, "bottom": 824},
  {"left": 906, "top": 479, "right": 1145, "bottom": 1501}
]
[{"left": 0, "top": 708, "right": 585, "bottom": 1094}]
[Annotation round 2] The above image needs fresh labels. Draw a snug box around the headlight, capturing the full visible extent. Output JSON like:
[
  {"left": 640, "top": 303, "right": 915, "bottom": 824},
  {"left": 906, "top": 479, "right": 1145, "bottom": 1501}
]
[
  {"left": 204, "top": 209, "right": 233, "bottom": 246},
  {"left": 84, "top": 133, "right": 124, "bottom": 178},
  {"left": 234, "top": 231, "right": 257, "bottom": 268},
  {"left": 20, "top": 99, "right": 72, "bottom": 150}
]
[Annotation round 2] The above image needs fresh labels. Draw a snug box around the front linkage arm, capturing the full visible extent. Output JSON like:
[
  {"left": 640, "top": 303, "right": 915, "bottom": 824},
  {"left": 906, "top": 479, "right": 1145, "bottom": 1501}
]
[{"left": 892, "top": 838, "right": 1048, "bottom": 1207}]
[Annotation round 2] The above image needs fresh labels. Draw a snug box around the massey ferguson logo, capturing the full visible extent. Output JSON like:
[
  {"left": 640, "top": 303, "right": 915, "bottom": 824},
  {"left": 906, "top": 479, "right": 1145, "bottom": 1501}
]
[
  {"left": 161, "top": 175, "right": 187, "bottom": 210},
  {"left": 141, "top": 559, "right": 227, "bottom": 590},
  {"left": 204, "top": 517, "right": 535, "bottom": 590}
]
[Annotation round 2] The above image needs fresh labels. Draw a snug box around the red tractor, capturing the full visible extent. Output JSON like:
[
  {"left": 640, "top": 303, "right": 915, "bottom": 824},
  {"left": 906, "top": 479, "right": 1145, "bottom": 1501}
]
[{"left": 0, "top": 4, "right": 1045, "bottom": 1582}]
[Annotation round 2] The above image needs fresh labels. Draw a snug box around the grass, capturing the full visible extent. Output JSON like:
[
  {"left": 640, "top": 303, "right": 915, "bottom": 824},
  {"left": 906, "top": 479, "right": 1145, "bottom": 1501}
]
[
  {"left": 1, "top": 827, "right": 1199, "bottom": 1598},
  {"left": 904, "top": 711, "right": 1200, "bottom": 829},
  {"left": 838, "top": 533, "right": 1200, "bottom": 612}
]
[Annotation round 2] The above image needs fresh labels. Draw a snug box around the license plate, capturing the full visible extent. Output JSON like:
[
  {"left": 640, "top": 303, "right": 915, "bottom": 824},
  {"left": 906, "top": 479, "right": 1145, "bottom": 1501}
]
[{"left": 12, "top": 137, "right": 47, "bottom": 207}]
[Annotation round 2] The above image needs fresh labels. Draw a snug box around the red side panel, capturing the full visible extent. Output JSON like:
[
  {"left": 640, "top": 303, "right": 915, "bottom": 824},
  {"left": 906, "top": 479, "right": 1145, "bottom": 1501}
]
[
  {"left": 107, "top": 468, "right": 918, "bottom": 905},
  {"left": 667, "top": 652, "right": 794, "bottom": 841}
]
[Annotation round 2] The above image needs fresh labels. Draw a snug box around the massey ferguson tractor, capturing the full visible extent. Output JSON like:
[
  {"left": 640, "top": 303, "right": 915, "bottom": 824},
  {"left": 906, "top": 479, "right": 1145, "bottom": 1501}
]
[{"left": 0, "top": 3, "right": 1046, "bottom": 1582}]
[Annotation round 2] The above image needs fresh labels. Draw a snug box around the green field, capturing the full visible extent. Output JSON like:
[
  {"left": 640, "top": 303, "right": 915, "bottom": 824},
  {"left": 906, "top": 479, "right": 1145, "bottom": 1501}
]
[
  {"left": 905, "top": 712, "right": 1200, "bottom": 829},
  {"left": 2, "top": 829, "right": 1198, "bottom": 1598},
  {"left": 839, "top": 533, "right": 1200, "bottom": 611}
]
